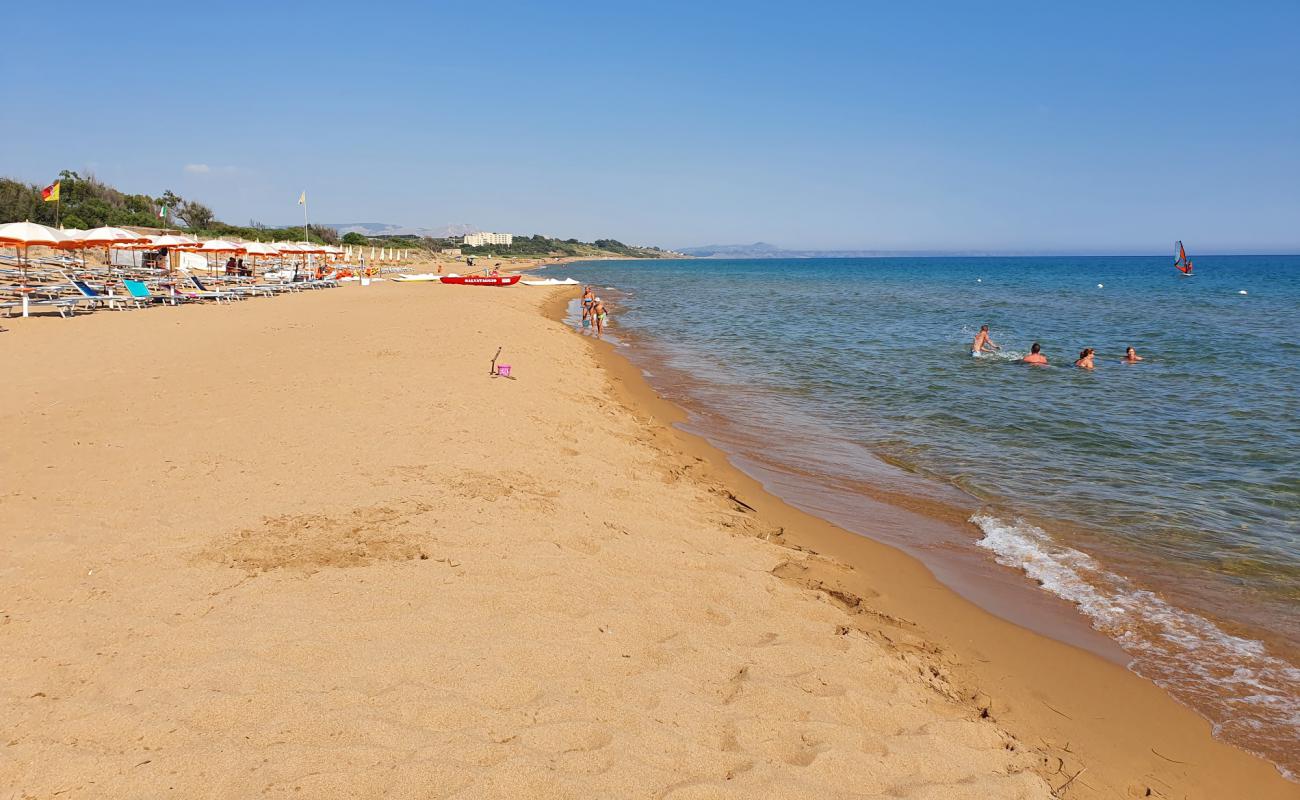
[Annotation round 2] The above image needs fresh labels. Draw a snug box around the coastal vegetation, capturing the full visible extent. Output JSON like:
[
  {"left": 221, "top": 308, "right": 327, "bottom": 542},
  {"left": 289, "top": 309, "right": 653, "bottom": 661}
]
[
  {"left": 458, "top": 234, "right": 676, "bottom": 259},
  {"left": 1, "top": 173, "right": 675, "bottom": 257},
  {"left": 0, "top": 172, "right": 339, "bottom": 244}
]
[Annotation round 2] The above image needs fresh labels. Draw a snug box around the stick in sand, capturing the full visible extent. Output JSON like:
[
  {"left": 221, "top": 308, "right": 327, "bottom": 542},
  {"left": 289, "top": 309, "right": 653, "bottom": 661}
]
[{"left": 489, "top": 347, "right": 502, "bottom": 376}]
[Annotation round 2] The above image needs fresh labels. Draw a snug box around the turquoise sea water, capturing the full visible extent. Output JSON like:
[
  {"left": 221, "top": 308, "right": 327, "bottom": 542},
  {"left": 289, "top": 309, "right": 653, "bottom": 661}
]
[{"left": 556, "top": 255, "right": 1300, "bottom": 776}]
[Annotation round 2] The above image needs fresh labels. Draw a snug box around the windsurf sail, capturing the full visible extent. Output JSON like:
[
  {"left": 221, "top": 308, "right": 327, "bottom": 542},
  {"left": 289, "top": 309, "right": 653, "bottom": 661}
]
[{"left": 1174, "top": 241, "right": 1193, "bottom": 274}]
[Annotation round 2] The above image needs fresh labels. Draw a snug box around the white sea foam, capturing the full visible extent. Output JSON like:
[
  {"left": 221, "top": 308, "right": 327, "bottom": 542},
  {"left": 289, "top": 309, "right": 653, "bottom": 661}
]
[{"left": 971, "top": 513, "right": 1300, "bottom": 778}]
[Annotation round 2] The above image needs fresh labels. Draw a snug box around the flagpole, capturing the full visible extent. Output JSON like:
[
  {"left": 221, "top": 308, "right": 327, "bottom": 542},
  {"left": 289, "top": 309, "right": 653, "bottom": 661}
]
[{"left": 302, "top": 191, "right": 309, "bottom": 244}]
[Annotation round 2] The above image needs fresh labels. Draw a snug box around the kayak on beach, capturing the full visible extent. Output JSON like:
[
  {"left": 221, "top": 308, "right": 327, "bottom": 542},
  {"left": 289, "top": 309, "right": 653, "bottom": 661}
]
[{"left": 440, "top": 275, "right": 521, "bottom": 286}]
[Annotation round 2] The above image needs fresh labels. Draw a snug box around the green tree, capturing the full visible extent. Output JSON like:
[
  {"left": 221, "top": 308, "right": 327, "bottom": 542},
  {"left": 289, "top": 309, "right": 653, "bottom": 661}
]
[
  {"left": 177, "top": 200, "right": 215, "bottom": 230},
  {"left": 159, "top": 190, "right": 184, "bottom": 219},
  {"left": 342, "top": 232, "right": 367, "bottom": 245}
]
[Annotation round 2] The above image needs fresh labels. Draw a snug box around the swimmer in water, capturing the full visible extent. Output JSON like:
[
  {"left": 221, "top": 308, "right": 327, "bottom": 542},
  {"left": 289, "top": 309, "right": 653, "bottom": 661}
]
[
  {"left": 1074, "top": 348, "right": 1096, "bottom": 369},
  {"left": 1022, "top": 342, "right": 1048, "bottom": 365},
  {"left": 972, "top": 324, "right": 1000, "bottom": 356},
  {"left": 1123, "top": 346, "right": 1143, "bottom": 363}
]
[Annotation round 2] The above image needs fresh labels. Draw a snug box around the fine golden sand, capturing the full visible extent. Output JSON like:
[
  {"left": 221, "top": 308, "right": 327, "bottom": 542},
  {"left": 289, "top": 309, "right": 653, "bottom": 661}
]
[{"left": 1, "top": 280, "right": 1293, "bottom": 798}]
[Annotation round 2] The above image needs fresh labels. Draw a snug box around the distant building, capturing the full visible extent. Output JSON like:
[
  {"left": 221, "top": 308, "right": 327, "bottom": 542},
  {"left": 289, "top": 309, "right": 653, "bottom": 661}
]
[{"left": 463, "top": 232, "right": 513, "bottom": 247}]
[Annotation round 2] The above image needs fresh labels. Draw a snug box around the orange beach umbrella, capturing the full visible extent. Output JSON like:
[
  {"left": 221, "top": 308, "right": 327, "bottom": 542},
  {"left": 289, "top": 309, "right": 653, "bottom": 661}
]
[{"left": 0, "top": 221, "right": 76, "bottom": 316}]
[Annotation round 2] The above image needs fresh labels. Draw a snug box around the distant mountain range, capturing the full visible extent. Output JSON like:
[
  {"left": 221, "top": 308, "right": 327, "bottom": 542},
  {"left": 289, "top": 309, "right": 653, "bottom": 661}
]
[
  {"left": 677, "top": 242, "right": 1041, "bottom": 258},
  {"left": 677, "top": 242, "right": 1204, "bottom": 258},
  {"left": 316, "top": 222, "right": 479, "bottom": 238}
]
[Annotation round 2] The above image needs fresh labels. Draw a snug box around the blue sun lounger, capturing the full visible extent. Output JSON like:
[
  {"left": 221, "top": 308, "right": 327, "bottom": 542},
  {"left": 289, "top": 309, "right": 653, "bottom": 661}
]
[{"left": 123, "top": 279, "right": 187, "bottom": 307}]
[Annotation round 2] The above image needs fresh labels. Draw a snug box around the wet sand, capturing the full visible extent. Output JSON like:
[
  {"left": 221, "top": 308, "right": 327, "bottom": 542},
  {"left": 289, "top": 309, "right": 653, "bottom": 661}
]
[{"left": 0, "top": 281, "right": 1292, "bottom": 798}]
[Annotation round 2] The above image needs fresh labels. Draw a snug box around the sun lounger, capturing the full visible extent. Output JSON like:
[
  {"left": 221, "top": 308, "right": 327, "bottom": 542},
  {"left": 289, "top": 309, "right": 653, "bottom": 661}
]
[
  {"left": 123, "top": 279, "right": 190, "bottom": 306},
  {"left": 70, "top": 279, "right": 132, "bottom": 310},
  {"left": 0, "top": 295, "right": 82, "bottom": 318},
  {"left": 176, "top": 275, "right": 241, "bottom": 304}
]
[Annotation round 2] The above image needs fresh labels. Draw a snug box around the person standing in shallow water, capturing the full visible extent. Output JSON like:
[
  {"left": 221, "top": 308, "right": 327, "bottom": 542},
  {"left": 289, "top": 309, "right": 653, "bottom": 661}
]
[
  {"left": 592, "top": 298, "right": 608, "bottom": 336},
  {"left": 1074, "top": 348, "right": 1096, "bottom": 369},
  {"left": 581, "top": 286, "right": 595, "bottom": 331},
  {"left": 972, "top": 325, "right": 1000, "bottom": 356},
  {"left": 1022, "top": 342, "right": 1048, "bottom": 365}
]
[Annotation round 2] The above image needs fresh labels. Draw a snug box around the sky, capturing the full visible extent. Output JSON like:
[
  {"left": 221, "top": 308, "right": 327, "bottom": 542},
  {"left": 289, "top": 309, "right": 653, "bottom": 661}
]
[{"left": 3, "top": 0, "right": 1298, "bottom": 252}]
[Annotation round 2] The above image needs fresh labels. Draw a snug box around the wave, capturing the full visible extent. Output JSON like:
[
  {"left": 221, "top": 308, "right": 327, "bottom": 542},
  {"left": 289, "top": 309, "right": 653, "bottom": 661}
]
[{"left": 971, "top": 513, "right": 1300, "bottom": 778}]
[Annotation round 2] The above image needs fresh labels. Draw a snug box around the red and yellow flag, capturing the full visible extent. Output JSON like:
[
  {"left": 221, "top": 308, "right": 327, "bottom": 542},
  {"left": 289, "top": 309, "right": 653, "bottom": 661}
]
[{"left": 41, "top": 181, "right": 60, "bottom": 203}]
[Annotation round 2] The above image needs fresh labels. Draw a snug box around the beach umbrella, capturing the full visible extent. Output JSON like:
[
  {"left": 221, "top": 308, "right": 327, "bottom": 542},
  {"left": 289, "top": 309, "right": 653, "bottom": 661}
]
[
  {"left": 137, "top": 234, "right": 200, "bottom": 274},
  {"left": 237, "top": 241, "right": 279, "bottom": 276},
  {"left": 239, "top": 241, "right": 280, "bottom": 256},
  {"left": 76, "top": 226, "right": 151, "bottom": 272},
  {"left": 0, "top": 221, "right": 75, "bottom": 316},
  {"left": 148, "top": 234, "right": 201, "bottom": 249},
  {"left": 0, "top": 220, "right": 69, "bottom": 248},
  {"left": 197, "top": 239, "right": 243, "bottom": 274},
  {"left": 81, "top": 226, "right": 150, "bottom": 246}
]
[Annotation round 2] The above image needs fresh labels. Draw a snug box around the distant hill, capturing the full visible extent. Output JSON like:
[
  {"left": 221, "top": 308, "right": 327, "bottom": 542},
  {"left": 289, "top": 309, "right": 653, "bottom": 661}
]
[
  {"left": 319, "top": 222, "right": 477, "bottom": 238},
  {"left": 677, "top": 243, "right": 1043, "bottom": 258},
  {"left": 678, "top": 242, "right": 786, "bottom": 258}
]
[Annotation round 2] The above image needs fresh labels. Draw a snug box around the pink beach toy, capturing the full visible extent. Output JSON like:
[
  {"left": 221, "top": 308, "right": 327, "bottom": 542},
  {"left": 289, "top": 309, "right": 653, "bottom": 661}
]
[{"left": 496, "top": 364, "right": 512, "bottom": 378}]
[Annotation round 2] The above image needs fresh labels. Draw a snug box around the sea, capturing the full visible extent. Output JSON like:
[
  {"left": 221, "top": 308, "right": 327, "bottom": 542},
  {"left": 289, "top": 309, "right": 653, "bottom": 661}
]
[{"left": 554, "top": 255, "right": 1300, "bottom": 778}]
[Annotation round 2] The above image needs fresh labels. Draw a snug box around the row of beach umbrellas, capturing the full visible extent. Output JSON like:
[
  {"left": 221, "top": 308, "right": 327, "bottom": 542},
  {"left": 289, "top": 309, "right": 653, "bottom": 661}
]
[
  {"left": 0, "top": 221, "right": 346, "bottom": 257},
  {"left": 0, "top": 221, "right": 353, "bottom": 316}
]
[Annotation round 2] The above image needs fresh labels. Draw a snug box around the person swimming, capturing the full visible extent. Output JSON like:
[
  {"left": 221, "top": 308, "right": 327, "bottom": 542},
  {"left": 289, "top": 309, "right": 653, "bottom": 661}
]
[
  {"left": 1022, "top": 342, "right": 1048, "bottom": 365},
  {"left": 972, "top": 324, "right": 1000, "bottom": 356},
  {"left": 1123, "top": 346, "right": 1143, "bottom": 363},
  {"left": 1074, "top": 348, "right": 1096, "bottom": 369}
]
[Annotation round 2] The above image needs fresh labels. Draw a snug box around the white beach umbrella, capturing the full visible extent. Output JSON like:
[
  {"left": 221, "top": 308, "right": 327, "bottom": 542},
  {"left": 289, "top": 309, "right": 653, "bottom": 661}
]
[
  {"left": 239, "top": 241, "right": 280, "bottom": 256},
  {"left": 0, "top": 220, "right": 69, "bottom": 248},
  {"left": 197, "top": 239, "right": 243, "bottom": 274},
  {"left": 80, "top": 226, "right": 150, "bottom": 246},
  {"left": 148, "top": 234, "right": 201, "bottom": 249},
  {"left": 75, "top": 227, "right": 152, "bottom": 270}
]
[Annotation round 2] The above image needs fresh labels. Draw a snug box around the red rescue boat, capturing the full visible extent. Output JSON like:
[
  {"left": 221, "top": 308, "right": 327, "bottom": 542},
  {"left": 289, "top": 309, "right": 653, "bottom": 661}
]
[{"left": 439, "top": 274, "right": 521, "bottom": 286}]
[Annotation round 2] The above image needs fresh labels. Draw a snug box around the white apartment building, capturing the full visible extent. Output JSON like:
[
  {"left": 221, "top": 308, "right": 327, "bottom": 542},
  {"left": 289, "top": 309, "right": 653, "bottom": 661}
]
[{"left": 462, "top": 231, "right": 513, "bottom": 247}]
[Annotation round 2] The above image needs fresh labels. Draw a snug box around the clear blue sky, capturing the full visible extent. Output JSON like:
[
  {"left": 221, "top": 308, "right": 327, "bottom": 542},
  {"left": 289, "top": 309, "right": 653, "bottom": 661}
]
[{"left": 4, "top": 0, "right": 1297, "bottom": 252}]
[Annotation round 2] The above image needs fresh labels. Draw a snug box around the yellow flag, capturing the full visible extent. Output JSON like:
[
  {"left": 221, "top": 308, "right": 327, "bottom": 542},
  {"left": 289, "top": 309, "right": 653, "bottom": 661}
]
[
  {"left": 42, "top": 181, "right": 60, "bottom": 203},
  {"left": 298, "top": 191, "right": 306, "bottom": 205}
]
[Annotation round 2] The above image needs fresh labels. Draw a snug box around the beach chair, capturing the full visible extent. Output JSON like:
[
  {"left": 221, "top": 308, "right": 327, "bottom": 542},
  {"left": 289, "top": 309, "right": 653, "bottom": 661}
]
[
  {"left": 181, "top": 274, "right": 242, "bottom": 303},
  {"left": 123, "top": 279, "right": 189, "bottom": 307},
  {"left": 0, "top": 294, "right": 82, "bottom": 318},
  {"left": 198, "top": 275, "right": 274, "bottom": 297},
  {"left": 70, "top": 279, "right": 131, "bottom": 310}
]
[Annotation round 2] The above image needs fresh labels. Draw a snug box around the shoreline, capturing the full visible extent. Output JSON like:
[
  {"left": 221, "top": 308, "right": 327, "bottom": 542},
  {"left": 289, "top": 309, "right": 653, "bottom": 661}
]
[
  {"left": 544, "top": 288, "right": 1296, "bottom": 797},
  {"left": 1, "top": 282, "right": 1291, "bottom": 797}
]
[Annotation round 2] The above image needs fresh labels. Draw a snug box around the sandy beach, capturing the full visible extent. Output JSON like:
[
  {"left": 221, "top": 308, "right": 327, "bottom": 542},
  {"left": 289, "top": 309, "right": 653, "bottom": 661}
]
[{"left": 1, "top": 281, "right": 1293, "bottom": 799}]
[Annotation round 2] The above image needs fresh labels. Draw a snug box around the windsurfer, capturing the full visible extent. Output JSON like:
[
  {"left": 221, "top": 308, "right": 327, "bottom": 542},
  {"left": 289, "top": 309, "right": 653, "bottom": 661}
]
[
  {"left": 1022, "top": 342, "right": 1048, "bottom": 365},
  {"left": 972, "top": 325, "right": 1000, "bottom": 356},
  {"left": 1123, "top": 346, "right": 1143, "bottom": 363}
]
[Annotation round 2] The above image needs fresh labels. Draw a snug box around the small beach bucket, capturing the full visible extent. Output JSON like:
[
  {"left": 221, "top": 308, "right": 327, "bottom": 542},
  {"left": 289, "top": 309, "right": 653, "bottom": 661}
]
[{"left": 496, "top": 365, "right": 511, "bottom": 378}]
